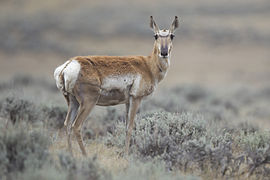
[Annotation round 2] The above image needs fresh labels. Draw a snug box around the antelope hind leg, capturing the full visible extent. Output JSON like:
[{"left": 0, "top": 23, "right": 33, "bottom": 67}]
[
  {"left": 72, "top": 85, "right": 100, "bottom": 156},
  {"left": 63, "top": 94, "right": 79, "bottom": 155}
]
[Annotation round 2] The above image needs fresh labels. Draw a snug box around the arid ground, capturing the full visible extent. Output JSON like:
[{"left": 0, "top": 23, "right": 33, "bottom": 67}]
[{"left": 0, "top": 0, "right": 270, "bottom": 179}]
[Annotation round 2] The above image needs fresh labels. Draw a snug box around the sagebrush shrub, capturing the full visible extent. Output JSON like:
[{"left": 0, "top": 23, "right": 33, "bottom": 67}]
[
  {"left": 0, "top": 97, "right": 39, "bottom": 124},
  {"left": 1, "top": 77, "right": 270, "bottom": 179},
  {"left": 237, "top": 130, "right": 270, "bottom": 151},
  {"left": 234, "top": 129, "right": 270, "bottom": 176},
  {"left": 20, "top": 166, "right": 67, "bottom": 180},
  {"left": 42, "top": 106, "right": 66, "bottom": 129},
  {"left": 59, "top": 153, "right": 111, "bottom": 180},
  {"left": 105, "top": 111, "right": 270, "bottom": 177},
  {"left": 113, "top": 159, "right": 200, "bottom": 180},
  {"left": 0, "top": 122, "right": 111, "bottom": 180},
  {"left": 0, "top": 124, "right": 50, "bottom": 177},
  {"left": 0, "top": 96, "right": 67, "bottom": 129},
  {"left": 133, "top": 112, "right": 206, "bottom": 157}
]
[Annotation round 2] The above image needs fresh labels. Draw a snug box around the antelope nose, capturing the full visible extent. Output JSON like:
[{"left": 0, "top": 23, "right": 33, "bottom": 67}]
[
  {"left": 161, "top": 46, "right": 168, "bottom": 57},
  {"left": 161, "top": 51, "right": 168, "bottom": 57}
]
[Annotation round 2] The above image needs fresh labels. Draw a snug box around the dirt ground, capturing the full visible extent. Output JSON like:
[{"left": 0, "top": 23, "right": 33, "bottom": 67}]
[
  {"left": 1, "top": 0, "right": 270, "bottom": 128},
  {"left": 1, "top": 0, "right": 269, "bottom": 88},
  {"left": 1, "top": 40, "right": 269, "bottom": 88}
]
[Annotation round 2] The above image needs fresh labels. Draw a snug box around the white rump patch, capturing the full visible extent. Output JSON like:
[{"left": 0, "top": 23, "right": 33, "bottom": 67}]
[
  {"left": 159, "top": 30, "right": 170, "bottom": 36},
  {"left": 54, "top": 60, "right": 81, "bottom": 93},
  {"left": 54, "top": 61, "right": 69, "bottom": 91},
  {"left": 102, "top": 74, "right": 141, "bottom": 96}
]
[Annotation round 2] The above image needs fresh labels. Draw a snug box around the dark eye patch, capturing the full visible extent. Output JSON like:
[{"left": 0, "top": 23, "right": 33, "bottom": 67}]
[
  {"left": 154, "top": 34, "right": 158, "bottom": 40},
  {"left": 170, "top": 34, "right": 175, "bottom": 40}
]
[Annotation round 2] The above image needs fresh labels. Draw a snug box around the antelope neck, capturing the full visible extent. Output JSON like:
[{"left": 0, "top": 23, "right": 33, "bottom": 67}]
[{"left": 150, "top": 44, "right": 170, "bottom": 82}]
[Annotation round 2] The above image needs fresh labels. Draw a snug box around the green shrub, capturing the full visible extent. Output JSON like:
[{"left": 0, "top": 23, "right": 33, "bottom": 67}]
[
  {"left": 237, "top": 130, "right": 270, "bottom": 151},
  {"left": 21, "top": 166, "right": 67, "bottom": 180},
  {"left": 106, "top": 111, "right": 270, "bottom": 178},
  {"left": 0, "top": 124, "right": 50, "bottom": 177},
  {"left": 2, "top": 77, "right": 270, "bottom": 179},
  {"left": 42, "top": 105, "right": 66, "bottom": 129},
  {"left": 133, "top": 112, "right": 206, "bottom": 157},
  {"left": 0, "top": 122, "right": 111, "bottom": 180},
  {"left": 58, "top": 153, "right": 111, "bottom": 180},
  {"left": 0, "top": 97, "right": 39, "bottom": 124},
  {"left": 105, "top": 112, "right": 233, "bottom": 174},
  {"left": 235, "top": 129, "right": 270, "bottom": 177},
  {"left": 0, "top": 96, "right": 67, "bottom": 129},
  {"left": 113, "top": 159, "right": 200, "bottom": 180}
]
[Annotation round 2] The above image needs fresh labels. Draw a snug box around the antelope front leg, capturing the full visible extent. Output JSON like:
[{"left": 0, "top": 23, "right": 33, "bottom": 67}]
[
  {"left": 125, "top": 96, "right": 142, "bottom": 155},
  {"left": 125, "top": 102, "right": 130, "bottom": 129}
]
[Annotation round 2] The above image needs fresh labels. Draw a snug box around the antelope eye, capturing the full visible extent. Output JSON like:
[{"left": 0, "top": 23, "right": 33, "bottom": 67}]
[
  {"left": 170, "top": 34, "right": 175, "bottom": 40},
  {"left": 154, "top": 34, "right": 158, "bottom": 40}
]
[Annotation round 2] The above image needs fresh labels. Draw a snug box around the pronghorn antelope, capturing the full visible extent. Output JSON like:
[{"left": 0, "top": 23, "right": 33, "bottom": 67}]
[{"left": 54, "top": 16, "right": 179, "bottom": 156}]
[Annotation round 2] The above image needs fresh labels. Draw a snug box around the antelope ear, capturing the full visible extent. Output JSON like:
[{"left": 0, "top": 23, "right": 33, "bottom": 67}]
[
  {"left": 170, "top": 16, "right": 179, "bottom": 33},
  {"left": 150, "top": 16, "right": 159, "bottom": 33}
]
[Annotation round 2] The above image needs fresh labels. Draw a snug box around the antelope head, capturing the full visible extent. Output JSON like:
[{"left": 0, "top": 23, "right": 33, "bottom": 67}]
[{"left": 150, "top": 16, "right": 179, "bottom": 58}]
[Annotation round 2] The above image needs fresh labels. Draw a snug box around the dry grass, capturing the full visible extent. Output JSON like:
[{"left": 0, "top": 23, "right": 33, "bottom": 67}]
[
  {"left": 49, "top": 131, "right": 128, "bottom": 174},
  {"left": 1, "top": 76, "right": 270, "bottom": 178}
]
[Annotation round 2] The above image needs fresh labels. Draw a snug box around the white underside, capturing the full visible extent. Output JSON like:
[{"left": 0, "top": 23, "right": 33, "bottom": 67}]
[
  {"left": 101, "top": 74, "right": 141, "bottom": 96},
  {"left": 54, "top": 60, "right": 81, "bottom": 93}
]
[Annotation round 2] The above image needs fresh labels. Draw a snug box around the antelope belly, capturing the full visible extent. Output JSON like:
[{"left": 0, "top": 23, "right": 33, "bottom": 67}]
[{"left": 97, "top": 89, "right": 127, "bottom": 106}]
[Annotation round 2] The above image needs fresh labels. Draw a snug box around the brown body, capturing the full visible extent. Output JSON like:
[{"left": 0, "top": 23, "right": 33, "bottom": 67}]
[
  {"left": 75, "top": 54, "right": 166, "bottom": 103},
  {"left": 54, "top": 16, "right": 179, "bottom": 156}
]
